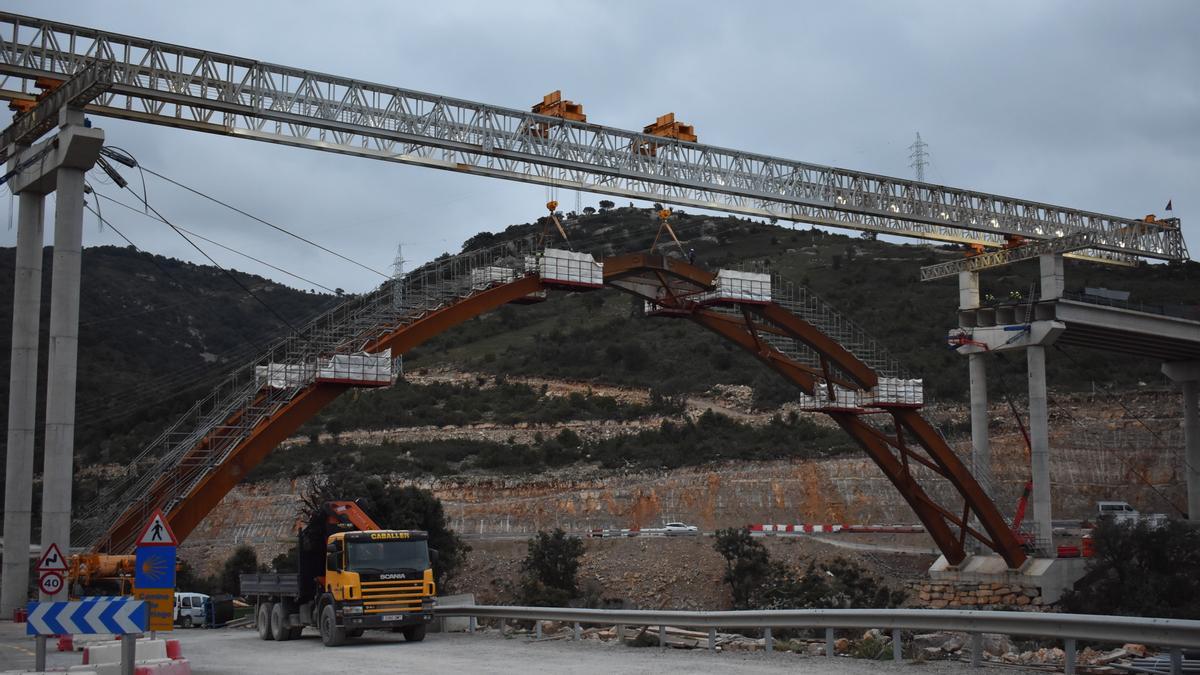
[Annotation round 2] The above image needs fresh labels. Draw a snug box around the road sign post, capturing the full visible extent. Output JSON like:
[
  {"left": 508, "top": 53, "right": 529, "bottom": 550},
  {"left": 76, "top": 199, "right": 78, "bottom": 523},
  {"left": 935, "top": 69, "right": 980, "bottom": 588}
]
[{"left": 134, "top": 510, "right": 178, "bottom": 632}]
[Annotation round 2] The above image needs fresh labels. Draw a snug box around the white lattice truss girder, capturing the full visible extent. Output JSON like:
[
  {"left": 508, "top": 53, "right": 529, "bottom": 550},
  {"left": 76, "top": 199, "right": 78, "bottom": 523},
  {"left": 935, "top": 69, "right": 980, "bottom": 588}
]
[{"left": 0, "top": 12, "right": 1187, "bottom": 264}]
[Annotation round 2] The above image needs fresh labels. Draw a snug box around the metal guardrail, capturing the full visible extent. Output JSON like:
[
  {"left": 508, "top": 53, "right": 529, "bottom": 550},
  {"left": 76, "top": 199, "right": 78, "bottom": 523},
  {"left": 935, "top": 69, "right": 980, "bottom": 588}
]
[{"left": 435, "top": 604, "right": 1200, "bottom": 672}]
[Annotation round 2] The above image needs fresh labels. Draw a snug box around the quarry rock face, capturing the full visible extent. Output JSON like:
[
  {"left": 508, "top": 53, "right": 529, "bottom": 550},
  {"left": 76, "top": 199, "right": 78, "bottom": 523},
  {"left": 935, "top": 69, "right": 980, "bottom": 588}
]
[{"left": 179, "top": 391, "right": 1185, "bottom": 576}]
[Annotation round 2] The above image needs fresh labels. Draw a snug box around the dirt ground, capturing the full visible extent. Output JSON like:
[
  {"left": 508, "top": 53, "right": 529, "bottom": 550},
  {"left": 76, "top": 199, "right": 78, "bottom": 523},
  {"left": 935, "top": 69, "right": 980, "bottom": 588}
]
[{"left": 451, "top": 535, "right": 936, "bottom": 609}]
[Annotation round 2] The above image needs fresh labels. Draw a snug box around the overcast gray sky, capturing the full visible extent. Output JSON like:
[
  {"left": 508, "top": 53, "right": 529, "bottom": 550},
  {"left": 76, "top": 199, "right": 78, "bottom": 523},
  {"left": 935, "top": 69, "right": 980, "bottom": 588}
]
[{"left": 2, "top": 0, "right": 1197, "bottom": 293}]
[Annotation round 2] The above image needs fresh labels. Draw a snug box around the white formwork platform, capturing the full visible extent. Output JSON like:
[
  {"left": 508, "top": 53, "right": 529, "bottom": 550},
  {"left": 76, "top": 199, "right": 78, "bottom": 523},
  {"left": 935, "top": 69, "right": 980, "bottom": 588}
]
[
  {"left": 526, "top": 249, "right": 603, "bottom": 288},
  {"left": 699, "top": 269, "right": 771, "bottom": 304}
]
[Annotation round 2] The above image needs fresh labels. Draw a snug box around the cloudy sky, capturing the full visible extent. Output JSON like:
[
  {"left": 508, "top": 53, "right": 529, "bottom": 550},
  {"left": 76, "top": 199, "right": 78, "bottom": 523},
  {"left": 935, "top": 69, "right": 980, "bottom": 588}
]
[{"left": 2, "top": 1, "right": 1197, "bottom": 293}]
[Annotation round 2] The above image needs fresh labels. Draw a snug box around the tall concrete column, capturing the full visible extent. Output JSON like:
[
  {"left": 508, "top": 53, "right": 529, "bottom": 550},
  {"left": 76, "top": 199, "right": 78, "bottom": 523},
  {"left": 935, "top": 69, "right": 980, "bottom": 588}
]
[
  {"left": 1039, "top": 253, "right": 1064, "bottom": 300},
  {"left": 969, "top": 355, "right": 991, "bottom": 493},
  {"left": 1027, "top": 344, "right": 1053, "bottom": 551},
  {"left": 1162, "top": 362, "right": 1200, "bottom": 522},
  {"left": 959, "top": 271, "right": 992, "bottom": 495},
  {"left": 1, "top": 190, "right": 46, "bottom": 617},
  {"left": 1183, "top": 380, "right": 1199, "bottom": 522},
  {"left": 39, "top": 109, "right": 96, "bottom": 600}
]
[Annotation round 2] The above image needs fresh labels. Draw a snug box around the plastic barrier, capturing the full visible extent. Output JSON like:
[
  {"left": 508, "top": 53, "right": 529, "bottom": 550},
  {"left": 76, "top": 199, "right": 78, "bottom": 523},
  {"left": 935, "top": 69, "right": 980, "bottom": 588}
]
[
  {"left": 748, "top": 523, "right": 925, "bottom": 534},
  {"left": 61, "top": 633, "right": 117, "bottom": 652},
  {"left": 5, "top": 671, "right": 96, "bottom": 675},
  {"left": 83, "top": 638, "right": 167, "bottom": 665},
  {"left": 133, "top": 659, "right": 191, "bottom": 675}
]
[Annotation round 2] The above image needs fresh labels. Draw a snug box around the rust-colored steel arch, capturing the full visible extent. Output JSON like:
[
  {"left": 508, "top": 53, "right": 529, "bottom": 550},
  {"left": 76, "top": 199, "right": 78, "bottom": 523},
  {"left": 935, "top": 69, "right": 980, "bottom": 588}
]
[
  {"left": 96, "top": 275, "right": 547, "bottom": 554},
  {"left": 600, "top": 254, "right": 1026, "bottom": 568},
  {"left": 96, "top": 254, "right": 1026, "bottom": 568}
]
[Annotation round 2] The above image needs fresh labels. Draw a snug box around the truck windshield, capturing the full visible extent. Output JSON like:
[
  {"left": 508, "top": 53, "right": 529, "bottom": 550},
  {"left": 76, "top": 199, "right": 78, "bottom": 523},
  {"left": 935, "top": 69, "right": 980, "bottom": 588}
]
[{"left": 346, "top": 540, "right": 429, "bottom": 571}]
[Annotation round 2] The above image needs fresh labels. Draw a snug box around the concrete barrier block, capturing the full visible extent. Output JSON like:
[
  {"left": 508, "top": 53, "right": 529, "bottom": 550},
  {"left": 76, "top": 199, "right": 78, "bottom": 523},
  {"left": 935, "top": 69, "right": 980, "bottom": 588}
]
[
  {"left": 84, "top": 639, "right": 168, "bottom": 666},
  {"left": 71, "top": 633, "right": 117, "bottom": 652},
  {"left": 74, "top": 661, "right": 119, "bottom": 675},
  {"left": 133, "top": 659, "right": 191, "bottom": 675}
]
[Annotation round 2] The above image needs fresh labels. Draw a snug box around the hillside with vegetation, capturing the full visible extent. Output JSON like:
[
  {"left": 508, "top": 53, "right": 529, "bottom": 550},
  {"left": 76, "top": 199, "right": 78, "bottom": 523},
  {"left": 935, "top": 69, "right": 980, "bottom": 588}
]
[
  {"left": 1, "top": 208, "right": 1196, "bottom": 509},
  {"left": 0, "top": 245, "right": 335, "bottom": 467}
]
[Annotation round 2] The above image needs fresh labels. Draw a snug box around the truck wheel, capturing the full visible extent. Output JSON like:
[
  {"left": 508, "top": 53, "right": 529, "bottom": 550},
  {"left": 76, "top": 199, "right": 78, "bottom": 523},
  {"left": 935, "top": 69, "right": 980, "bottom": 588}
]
[
  {"left": 270, "top": 603, "right": 292, "bottom": 641},
  {"left": 181, "top": 616, "right": 193, "bottom": 629},
  {"left": 256, "top": 602, "right": 275, "bottom": 641},
  {"left": 402, "top": 624, "right": 426, "bottom": 642},
  {"left": 319, "top": 605, "right": 345, "bottom": 647}
]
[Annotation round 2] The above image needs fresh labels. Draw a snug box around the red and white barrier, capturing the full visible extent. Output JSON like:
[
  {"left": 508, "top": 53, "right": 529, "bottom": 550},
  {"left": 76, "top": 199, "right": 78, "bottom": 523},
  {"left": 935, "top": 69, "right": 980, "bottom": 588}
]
[
  {"left": 748, "top": 523, "right": 925, "bottom": 535},
  {"left": 79, "top": 638, "right": 189, "bottom": 675}
]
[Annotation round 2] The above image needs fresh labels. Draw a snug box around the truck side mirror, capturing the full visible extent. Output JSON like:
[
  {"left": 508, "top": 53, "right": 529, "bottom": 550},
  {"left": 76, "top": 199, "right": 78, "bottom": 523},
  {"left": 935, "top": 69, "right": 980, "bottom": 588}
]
[
  {"left": 429, "top": 549, "right": 440, "bottom": 566},
  {"left": 326, "top": 551, "right": 341, "bottom": 571},
  {"left": 326, "top": 542, "right": 338, "bottom": 553}
]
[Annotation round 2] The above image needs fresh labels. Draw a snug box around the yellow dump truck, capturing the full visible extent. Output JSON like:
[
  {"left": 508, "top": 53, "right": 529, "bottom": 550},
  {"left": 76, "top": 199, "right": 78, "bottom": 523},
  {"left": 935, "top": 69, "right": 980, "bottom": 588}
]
[{"left": 241, "top": 500, "right": 436, "bottom": 646}]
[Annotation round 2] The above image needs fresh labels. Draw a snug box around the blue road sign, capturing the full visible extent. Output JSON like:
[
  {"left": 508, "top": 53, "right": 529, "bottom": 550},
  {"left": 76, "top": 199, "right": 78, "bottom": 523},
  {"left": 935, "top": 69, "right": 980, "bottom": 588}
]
[
  {"left": 134, "top": 545, "right": 176, "bottom": 588},
  {"left": 26, "top": 598, "right": 147, "bottom": 635}
]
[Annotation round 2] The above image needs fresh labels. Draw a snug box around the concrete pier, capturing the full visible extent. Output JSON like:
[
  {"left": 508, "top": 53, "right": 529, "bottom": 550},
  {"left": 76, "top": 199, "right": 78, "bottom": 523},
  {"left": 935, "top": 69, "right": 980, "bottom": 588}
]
[
  {"left": 1026, "top": 344, "right": 1053, "bottom": 551},
  {"left": 0, "top": 190, "right": 46, "bottom": 616},
  {"left": 1163, "top": 361, "right": 1200, "bottom": 521},
  {"left": 5, "top": 108, "right": 104, "bottom": 601},
  {"left": 39, "top": 114, "right": 93, "bottom": 600}
]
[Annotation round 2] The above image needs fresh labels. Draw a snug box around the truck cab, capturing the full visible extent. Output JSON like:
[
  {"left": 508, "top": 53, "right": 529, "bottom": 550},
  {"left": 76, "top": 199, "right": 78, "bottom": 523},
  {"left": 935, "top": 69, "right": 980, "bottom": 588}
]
[
  {"left": 242, "top": 500, "right": 436, "bottom": 646},
  {"left": 321, "top": 529, "right": 436, "bottom": 638}
]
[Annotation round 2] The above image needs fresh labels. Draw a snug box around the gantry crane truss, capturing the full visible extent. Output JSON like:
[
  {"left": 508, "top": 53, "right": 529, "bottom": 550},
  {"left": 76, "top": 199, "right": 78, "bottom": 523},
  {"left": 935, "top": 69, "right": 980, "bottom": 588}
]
[{"left": 0, "top": 11, "right": 1187, "bottom": 265}]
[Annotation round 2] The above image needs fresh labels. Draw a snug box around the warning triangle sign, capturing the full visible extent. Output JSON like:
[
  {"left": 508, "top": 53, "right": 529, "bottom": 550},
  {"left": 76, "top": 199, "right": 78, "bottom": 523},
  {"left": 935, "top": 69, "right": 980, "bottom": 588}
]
[
  {"left": 136, "top": 510, "right": 179, "bottom": 547},
  {"left": 37, "top": 543, "right": 69, "bottom": 572}
]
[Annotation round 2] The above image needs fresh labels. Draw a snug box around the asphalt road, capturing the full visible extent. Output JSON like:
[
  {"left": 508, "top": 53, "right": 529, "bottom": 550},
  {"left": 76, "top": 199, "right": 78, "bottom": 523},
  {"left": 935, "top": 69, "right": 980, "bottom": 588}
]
[{"left": 0, "top": 622, "right": 983, "bottom": 674}]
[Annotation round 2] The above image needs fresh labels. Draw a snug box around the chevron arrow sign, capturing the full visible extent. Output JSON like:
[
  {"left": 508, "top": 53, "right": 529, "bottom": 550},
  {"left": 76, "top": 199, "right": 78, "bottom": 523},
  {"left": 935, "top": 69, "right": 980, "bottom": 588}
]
[{"left": 25, "top": 598, "right": 147, "bottom": 635}]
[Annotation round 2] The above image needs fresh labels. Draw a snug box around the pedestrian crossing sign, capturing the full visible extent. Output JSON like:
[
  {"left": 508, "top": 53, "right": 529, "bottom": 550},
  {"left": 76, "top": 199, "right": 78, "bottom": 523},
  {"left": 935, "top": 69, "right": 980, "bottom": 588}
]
[{"left": 136, "top": 510, "right": 179, "bottom": 547}]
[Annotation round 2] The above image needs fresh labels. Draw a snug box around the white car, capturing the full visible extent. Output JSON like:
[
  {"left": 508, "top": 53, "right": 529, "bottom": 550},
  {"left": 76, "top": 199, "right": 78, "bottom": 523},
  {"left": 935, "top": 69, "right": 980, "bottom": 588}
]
[{"left": 663, "top": 522, "right": 699, "bottom": 536}]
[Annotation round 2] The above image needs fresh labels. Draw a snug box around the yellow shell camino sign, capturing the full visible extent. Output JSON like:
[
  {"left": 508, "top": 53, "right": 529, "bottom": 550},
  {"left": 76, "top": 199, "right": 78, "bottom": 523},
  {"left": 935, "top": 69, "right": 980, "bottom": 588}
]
[
  {"left": 134, "top": 510, "right": 178, "bottom": 631},
  {"left": 133, "top": 587, "right": 174, "bottom": 631}
]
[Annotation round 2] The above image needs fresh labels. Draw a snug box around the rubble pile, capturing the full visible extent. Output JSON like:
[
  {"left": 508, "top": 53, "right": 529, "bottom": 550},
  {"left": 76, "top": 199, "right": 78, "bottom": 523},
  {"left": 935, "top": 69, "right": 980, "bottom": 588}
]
[{"left": 486, "top": 622, "right": 1156, "bottom": 671}]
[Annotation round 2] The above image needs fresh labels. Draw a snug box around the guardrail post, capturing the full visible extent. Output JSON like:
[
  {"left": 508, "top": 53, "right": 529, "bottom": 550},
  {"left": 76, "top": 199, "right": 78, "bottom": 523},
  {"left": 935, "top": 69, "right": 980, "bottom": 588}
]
[
  {"left": 1170, "top": 647, "right": 1183, "bottom": 675},
  {"left": 121, "top": 633, "right": 137, "bottom": 675},
  {"left": 573, "top": 622, "right": 581, "bottom": 642},
  {"left": 970, "top": 633, "right": 982, "bottom": 668},
  {"left": 764, "top": 627, "right": 773, "bottom": 653},
  {"left": 616, "top": 624, "right": 624, "bottom": 642},
  {"left": 1064, "top": 638, "right": 1076, "bottom": 675},
  {"left": 535, "top": 621, "right": 542, "bottom": 640},
  {"left": 34, "top": 635, "right": 46, "bottom": 671},
  {"left": 708, "top": 627, "right": 716, "bottom": 651},
  {"left": 659, "top": 625, "right": 666, "bottom": 649},
  {"left": 892, "top": 628, "right": 902, "bottom": 662},
  {"left": 468, "top": 616, "right": 476, "bottom": 634},
  {"left": 825, "top": 628, "right": 834, "bottom": 656}
]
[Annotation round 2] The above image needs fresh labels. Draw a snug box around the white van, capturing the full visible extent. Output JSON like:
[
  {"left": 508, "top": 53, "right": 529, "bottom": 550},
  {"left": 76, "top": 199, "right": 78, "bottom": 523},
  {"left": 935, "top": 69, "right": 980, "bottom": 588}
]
[
  {"left": 1096, "top": 501, "right": 1139, "bottom": 524},
  {"left": 174, "top": 592, "right": 209, "bottom": 628}
]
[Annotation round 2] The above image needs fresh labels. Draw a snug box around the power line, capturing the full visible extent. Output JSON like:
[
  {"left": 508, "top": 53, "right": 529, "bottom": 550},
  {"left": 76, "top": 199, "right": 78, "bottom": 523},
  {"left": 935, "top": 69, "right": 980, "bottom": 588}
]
[
  {"left": 93, "top": 191, "right": 338, "bottom": 293},
  {"left": 110, "top": 178, "right": 309, "bottom": 337},
  {"left": 135, "top": 163, "right": 390, "bottom": 279}
]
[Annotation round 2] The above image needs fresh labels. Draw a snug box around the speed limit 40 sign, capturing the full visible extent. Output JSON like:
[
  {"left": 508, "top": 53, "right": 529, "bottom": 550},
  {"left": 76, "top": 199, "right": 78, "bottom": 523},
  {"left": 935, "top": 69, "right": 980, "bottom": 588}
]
[{"left": 38, "top": 572, "right": 64, "bottom": 596}]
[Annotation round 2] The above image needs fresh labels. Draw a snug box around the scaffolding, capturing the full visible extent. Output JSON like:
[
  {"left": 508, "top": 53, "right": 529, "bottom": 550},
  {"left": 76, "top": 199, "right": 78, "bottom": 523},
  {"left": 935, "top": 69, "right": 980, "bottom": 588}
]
[{"left": 75, "top": 236, "right": 541, "bottom": 552}]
